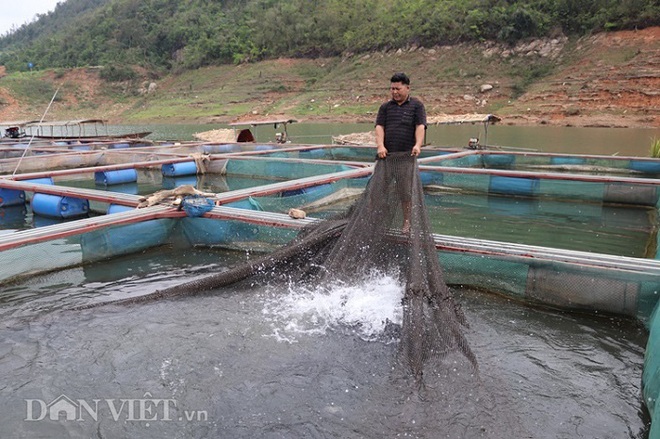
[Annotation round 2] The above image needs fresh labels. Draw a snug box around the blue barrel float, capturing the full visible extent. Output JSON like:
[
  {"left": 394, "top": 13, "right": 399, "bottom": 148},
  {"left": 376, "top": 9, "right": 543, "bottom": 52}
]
[
  {"left": 630, "top": 159, "right": 660, "bottom": 174},
  {"left": 24, "top": 177, "right": 54, "bottom": 186},
  {"left": 95, "top": 169, "right": 138, "bottom": 186},
  {"left": 550, "top": 156, "right": 587, "bottom": 165},
  {"left": 32, "top": 193, "right": 89, "bottom": 219},
  {"left": 0, "top": 188, "right": 26, "bottom": 207},
  {"left": 110, "top": 142, "right": 130, "bottom": 149},
  {"left": 162, "top": 161, "right": 198, "bottom": 177},
  {"left": 19, "top": 176, "right": 89, "bottom": 219},
  {"left": 22, "top": 177, "right": 54, "bottom": 203}
]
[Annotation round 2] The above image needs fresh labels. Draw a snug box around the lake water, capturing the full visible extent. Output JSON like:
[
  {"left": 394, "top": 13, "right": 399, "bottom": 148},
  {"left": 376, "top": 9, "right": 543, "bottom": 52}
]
[
  {"left": 113, "top": 122, "right": 660, "bottom": 157},
  {"left": 0, "top": 123, "right": 657, "bottom": 438}
]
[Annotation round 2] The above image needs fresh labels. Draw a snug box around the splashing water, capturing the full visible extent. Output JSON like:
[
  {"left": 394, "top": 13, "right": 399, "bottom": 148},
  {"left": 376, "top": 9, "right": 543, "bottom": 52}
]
[{"left": 262, "top": 270, "right": 404, "bottom": 343}]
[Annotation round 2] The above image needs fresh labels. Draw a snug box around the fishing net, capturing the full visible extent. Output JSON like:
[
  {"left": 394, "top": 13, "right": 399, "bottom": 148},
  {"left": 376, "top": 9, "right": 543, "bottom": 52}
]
[{"left": 81, "top": 151, "right": 476, "bottom": 380}]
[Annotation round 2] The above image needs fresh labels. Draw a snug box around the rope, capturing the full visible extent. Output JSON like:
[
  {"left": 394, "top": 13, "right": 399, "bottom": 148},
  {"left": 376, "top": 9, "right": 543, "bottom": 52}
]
[{"left": 11, "top": 86, "right": 61, "bottom": 177}]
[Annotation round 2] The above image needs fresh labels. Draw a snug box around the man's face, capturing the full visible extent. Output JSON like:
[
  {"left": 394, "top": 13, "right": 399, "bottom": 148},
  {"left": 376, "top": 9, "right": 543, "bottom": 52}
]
[{"left": 390, "top": 81, "right": 410, "bottom": 104}]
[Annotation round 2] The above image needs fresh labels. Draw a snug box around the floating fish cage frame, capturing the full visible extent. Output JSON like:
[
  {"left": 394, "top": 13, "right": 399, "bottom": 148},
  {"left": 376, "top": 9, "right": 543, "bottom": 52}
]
[{"left": 3, "top": 141, "right": 660, "bottom": 436}]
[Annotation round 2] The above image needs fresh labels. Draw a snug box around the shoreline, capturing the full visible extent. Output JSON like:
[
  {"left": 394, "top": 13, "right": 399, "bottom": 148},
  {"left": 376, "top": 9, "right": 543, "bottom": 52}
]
[{"left": 183, "top": 113, "right": 659, "bottom": 130}]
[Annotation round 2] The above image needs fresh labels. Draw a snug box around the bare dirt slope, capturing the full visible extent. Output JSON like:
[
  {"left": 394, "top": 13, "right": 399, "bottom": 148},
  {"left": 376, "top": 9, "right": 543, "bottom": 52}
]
[
  {"left": 0, "top": 27, "right": 658, "bottom": 128},
  {"left": 507, "top": 27, "right": 660, "bottom": 127}
]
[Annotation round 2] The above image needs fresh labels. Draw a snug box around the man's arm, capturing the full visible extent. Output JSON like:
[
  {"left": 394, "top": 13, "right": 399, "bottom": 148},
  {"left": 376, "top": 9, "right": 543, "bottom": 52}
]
[
  {"left": 376, "top": 124, "right": 387, "bottom": 158},
  {"left": 411, "top": 124, "right": 425, "bottom": 156}
]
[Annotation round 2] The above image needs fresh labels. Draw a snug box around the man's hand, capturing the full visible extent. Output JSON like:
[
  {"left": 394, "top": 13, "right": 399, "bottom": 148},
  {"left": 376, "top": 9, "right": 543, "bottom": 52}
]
[
  {"left": 375, "top": 125, "right": 387, "bottom": 159},
  {"left": 411, "top": 145, "right": 421, "bottom": 157}
]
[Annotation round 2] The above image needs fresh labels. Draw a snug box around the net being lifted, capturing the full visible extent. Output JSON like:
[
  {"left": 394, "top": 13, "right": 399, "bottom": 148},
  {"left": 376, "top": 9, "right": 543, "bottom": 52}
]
[{"left": 82, "top": 152, "right": 477, "bottom": 381}]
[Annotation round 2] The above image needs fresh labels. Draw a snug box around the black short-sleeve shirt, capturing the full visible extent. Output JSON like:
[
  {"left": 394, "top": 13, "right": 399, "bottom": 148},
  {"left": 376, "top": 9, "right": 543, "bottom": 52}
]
[{"left": 375, "top": 97, "right": 427, "bottom": 152}]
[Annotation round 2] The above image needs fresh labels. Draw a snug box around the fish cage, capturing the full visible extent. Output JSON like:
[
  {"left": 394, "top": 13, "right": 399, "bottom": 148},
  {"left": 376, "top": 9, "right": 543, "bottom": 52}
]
[{"left": 2, "top": 141, "right": 660, "bottom": 436}]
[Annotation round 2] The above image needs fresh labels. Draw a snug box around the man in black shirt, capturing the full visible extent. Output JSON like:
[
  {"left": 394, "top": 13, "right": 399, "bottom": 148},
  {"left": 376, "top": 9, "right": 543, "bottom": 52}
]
[
  {"left": 375, "top": 72, "right": 426, "bottom": 159},
  {"left": 375, "top": 72, "right": 427, "bottom": 233}
]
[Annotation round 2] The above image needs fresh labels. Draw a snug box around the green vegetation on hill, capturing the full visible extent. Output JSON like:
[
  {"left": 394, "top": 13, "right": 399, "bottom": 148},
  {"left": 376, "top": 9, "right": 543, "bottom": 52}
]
[{"left": 0, "top": 0, "right": 658, "bottom": 74}]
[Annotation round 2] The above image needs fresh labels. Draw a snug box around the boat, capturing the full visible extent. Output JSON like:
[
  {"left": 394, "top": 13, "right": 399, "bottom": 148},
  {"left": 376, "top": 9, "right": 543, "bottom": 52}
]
[
  {"left": 32, "top": 131, "right": 153, "bottom": 141},
  {"left": 0, "top": 120, "right": 39, "bottom": 139},
  {"left": 1, "top": 119, "right": 151, "bottom": 142},
  {"left": 195, "top": 118, "right": 298, "bottom": 144},
  {"left": 332, "top": 113, "right": 501, "bottom": 148},
  {"left": 28, "top": 119, "right": 151, "bottom": 141}
]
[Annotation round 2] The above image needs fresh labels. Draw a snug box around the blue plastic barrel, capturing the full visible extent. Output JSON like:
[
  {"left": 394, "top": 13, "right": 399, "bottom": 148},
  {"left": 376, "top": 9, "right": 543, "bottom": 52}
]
[
  {"left": 0, "top": 188, "right": 26, "bottom": 207},
  {"left": 110, "top": 143, "right": 130, "bottom": 149},
  {"left": 630, "top": 160, "right": 660, "bottom": 174},
  {"left": 489, "top": 176, "right": 540, "bottom": 197},
  {"left": 24, "top": 177, "right": 54, "bottom": 186},
  {"left": 71, "top": 145, "right": 91, "bottom": 151},
  {"left": 32, "top": 193, "right": 89, "bottom": 218},
  {"left": 550, "top": 156, "right": 587, "bottom": 165},
  {"left": 95, "top": 169, "right": 138, "bottom": 186},
  {"left": 162, "top": 161, "right": 198, "bottom": 177}
]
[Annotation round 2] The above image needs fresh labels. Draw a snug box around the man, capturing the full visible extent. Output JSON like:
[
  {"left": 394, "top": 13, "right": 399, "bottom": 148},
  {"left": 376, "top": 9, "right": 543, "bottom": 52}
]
[
  {"left": 375, "top": 72, "right": 426, "bottom": 159},
  {"left": 375, "top": 72, "right": 427, "bottom": 233}
]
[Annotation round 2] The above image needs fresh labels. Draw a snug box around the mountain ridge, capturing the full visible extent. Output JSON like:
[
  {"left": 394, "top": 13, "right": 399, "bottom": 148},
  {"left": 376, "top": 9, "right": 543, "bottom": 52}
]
[{"left": 0, "top": 27, "right": 658, "bottom": 129}]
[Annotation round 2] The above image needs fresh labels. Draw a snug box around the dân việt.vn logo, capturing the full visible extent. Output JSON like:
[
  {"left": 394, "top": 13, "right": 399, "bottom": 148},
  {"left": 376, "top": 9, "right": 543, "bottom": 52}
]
[{"left": 25, "top": 392, "right": 208, "bottom": 423}]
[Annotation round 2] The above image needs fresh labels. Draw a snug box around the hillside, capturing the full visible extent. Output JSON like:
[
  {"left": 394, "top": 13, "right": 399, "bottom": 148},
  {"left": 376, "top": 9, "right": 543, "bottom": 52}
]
[{"left": 0, "top": 27, "right": 658, "bottom": 128}]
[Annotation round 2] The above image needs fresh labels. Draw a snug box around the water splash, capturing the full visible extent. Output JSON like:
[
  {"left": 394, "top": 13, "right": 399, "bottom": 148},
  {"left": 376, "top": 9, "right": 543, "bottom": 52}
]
[{"left": 262, "top": 270, "right": 404, "bottom": 343}]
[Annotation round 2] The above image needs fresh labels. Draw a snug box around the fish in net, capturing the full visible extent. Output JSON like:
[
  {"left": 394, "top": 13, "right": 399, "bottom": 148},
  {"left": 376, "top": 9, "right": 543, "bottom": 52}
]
[{"left": 78, "top": 152, "right": 477, "bottom": 381}]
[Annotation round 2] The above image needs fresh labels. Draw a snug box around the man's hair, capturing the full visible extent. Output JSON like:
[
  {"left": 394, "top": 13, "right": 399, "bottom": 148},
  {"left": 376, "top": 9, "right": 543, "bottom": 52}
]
[{"left": 390, "top": 72, "right": 410, "bottom": 85}]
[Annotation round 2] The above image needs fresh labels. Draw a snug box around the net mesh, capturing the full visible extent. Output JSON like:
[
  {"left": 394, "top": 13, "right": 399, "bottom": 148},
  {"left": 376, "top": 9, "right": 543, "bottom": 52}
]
[
  {"left": 316, "top": 152, "right": 477, "bottom": 380},
  {"left": 80, "top": 152, "right": 477, "bottom": 381}
]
